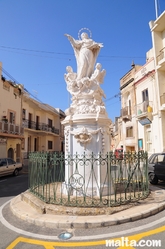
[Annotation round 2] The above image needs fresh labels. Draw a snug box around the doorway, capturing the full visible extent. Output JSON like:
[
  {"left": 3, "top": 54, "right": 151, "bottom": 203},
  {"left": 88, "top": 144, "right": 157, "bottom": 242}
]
[{"left": 8, "top": 148, "right": 14, "bottom": 159}]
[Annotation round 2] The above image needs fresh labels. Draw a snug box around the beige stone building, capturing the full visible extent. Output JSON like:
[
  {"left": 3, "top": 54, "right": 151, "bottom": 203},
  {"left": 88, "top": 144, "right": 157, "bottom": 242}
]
[
  {"left": 119, "top": 63, "right": 142, "bottom": 152},
  {"left": 110, "top": 117, "right": 122, "bottom": 151},
  {"left": 113, "top": 11, "right": 165, "bottom": 155},
  {"left": 22, "top": 90, "right": 65, "bottom": 160},
  {"left": 0, "top": 61, "right": 65, "bottom": 163},
  {"left": 134, "top": 53, "right": 156, "bottom": 156},
  {"left": 115, "top": 52, "right": 156, "bottom": 155},
  {"left": 0, "top": 62, "right": 24, "bottom": 162}
]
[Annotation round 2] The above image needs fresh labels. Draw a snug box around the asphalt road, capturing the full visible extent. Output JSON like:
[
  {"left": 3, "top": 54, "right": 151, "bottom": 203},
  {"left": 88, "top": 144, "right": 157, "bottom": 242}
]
[{"left": 1, "top": 172, "right": 165, "bottom": 248}]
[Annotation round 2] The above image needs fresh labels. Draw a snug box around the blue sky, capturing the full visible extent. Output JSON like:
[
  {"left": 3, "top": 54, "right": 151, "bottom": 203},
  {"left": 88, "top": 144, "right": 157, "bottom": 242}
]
[{"left": 0, "top": 0, "right": 165, "bottom": 122}]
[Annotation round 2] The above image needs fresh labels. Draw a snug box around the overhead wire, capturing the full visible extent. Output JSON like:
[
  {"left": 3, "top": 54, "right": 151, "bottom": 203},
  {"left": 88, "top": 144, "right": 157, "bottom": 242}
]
[
  {"left": 1, "top": 63, "right": 122, "bottom": 107},
  {"left": 0, "top": 45, "right": 141, "bottom": 101},
  {"left": 0, "top": 65, "right": 46, "bottom": 104},
  {"left": 0, "top": 45, "right": 125, "bottom": 108},
  {"left": 105, "top": 92, "right": 121, "bottom": 102},
  {"left": 106, "top": 100, "right": 120, "bottom": 107},
  {"left": 0, "top": 45, "right": 145, "bottom": 60}
]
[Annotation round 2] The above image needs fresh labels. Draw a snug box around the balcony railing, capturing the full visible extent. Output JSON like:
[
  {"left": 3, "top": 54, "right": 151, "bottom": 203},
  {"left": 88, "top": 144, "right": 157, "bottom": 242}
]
[
  {"left": 0, "top": 121, "right": 24, "bottom": 135},
  {"left": 157, "top": 47, "right": 165, "bottom": 64},
  {"left": 121, "top": 106, "right": 131, "bottom": 122},
  {"left": 136, "top": 101, "right": 153, "bottom": 116},
  {"left": 23, "top": 119, "right": 59, "bottom": 135}
]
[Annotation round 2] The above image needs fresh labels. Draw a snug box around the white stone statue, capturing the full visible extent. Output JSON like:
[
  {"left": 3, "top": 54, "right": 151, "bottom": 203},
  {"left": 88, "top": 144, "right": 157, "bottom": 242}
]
[
  {"left": 63, "top": 29, "right": 108, "bottom": 121},
  {"left": 65, "top": 32, "right": 103, "bottom": 80},
  {"left": 62, "top": 30, "right": 112, "bottom": 199}
]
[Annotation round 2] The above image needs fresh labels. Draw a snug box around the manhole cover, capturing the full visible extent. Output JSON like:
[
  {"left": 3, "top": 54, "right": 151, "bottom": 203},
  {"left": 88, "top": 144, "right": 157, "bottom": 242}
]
[{"left": 58, "top": 232, "right": 73, "bottom": 240}]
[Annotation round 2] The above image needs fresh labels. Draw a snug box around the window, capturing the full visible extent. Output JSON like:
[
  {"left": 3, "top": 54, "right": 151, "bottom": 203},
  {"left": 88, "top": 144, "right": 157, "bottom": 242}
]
[
  {"left": 48, "top": 140, "right": 53, "bottom": 150},
  {"left": 142, "top": 89, "right": 149, "bottom": 102},
  {"left": 22, "top": 109, "right": 26, "bottom": 119},
  {"left": 142, "top": 89, "right": 149, "bottom": 112},
  {"left": 9, "top": 112, "right": 15, "bottom": 124},
  {"left": 28, "top": 113, "right": 32, "bottom": 129},
  {"left": 126, "top": 127, "right": 133, "bottom": 137},
  {"left": 155, "top": 155, "right": 165, "bottom": 163},
  {"left": 7, "top": 158, "right": 15, "bottom": 165},
  {"left": 0, "top": 159, "right": 7, "bottom": 166},
  {"left": 48, "top": 118, "right": 52, "bottom": 128}
]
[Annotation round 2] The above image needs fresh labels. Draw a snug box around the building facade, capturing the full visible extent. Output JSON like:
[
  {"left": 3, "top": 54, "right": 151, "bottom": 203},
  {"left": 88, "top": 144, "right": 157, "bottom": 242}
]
[
  {"left": 113, "top": 11, "right": 165, "bottom": 155},
  {"left": 0, "top": 62, "right": 24, "bottom": 162},
  {"left": 0, "top": 62, "right": 65, "bottom": 163},
  {"left": 134, "top": 53, "right": 157, "bottom": 156},
  {"left": 119, "top": 64, "right": 142, "bottom": 152},
  {"left": 22, "top": 90, "right": 65, "bottom": 159},
  {"left": 150, "top": 10, "right": 165, "bottom": 152}
]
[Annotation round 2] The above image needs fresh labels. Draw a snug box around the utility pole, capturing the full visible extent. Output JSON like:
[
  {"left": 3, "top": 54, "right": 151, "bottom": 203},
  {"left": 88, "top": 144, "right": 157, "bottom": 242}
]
[{"left": 155, "top": 0, "right": 158, "bottom": 19}]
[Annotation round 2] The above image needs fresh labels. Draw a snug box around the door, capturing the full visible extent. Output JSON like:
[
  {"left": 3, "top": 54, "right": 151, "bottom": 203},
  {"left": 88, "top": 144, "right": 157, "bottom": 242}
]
[
  {"left": 34, "top": 138, "right": 37, "bottom": 151},
  {"left": 8, "top": 148, "right": 14, "bottom": 159},
  {"left": 28, "top": 113, "right": 32, "bottom": 128},
  {"left": 28, "top": 136, "right": 31, "bottom": 152}
]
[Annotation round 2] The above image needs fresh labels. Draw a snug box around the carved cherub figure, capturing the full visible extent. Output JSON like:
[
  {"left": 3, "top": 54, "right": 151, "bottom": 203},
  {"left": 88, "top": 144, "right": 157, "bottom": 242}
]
[
  {"left": 64, "top": 66, "right": 77, "bottom": 83},
  {"left": 90, "top": 63, "right": 106, "bottom": 84},
  {"left": 64, "top": 66, "right": 78, "bottom": 94}
]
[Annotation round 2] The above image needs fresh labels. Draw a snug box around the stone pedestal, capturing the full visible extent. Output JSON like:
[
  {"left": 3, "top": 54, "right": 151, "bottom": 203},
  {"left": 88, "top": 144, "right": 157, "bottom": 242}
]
[{"left": 61, "top": 112, "right": 113, "bottom": 197}]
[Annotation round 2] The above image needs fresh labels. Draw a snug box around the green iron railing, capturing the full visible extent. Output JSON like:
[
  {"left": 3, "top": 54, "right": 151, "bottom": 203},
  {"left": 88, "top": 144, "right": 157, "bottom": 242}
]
[{"left": 28, "top": 151, "right": 149, "bottom": 207}]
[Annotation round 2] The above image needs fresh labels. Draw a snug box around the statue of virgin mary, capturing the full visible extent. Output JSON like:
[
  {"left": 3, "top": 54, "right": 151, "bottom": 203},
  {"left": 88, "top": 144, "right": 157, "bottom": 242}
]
[{"left": 65, "top": 32, "right": 103, "bottom": 81}]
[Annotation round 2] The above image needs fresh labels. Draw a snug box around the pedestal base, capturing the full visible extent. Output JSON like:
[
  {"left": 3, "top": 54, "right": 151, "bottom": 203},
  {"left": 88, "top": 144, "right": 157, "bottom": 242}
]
[{"left": 62, "top": 181, "right": 114, "bottom": 197}]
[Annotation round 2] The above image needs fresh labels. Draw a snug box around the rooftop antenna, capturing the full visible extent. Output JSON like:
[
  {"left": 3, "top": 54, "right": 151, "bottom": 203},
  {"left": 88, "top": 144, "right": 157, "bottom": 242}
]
[
  {"left": 131, "top": 60, "right": 135, "bottom": 68},
  {"left": 155, "top": 0, "right": 158, "bottom": 19}
]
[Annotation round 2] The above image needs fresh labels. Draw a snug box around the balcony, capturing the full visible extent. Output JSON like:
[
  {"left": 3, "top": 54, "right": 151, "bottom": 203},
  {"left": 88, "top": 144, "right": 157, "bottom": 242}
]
[
  {"left": 0, "top": 121, "right": 24, "bottom": 135},
  {"left": 22, "top": 119, "right": 59, "bottom": 135},
  {"left": 120, "top": 106, "right": 131, "bottom": 122},
  {"left": 136, "top": 101, "right": 153, "bottom": 121},
  {"left": 157, "top": 47, "right": 165, "bottom": 71}
]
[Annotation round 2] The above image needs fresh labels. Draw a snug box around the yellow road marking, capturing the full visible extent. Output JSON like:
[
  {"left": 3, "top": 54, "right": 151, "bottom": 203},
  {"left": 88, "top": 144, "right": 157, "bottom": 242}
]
[{"left": 6, "top": 225, "right": 165, "bottom": 248}]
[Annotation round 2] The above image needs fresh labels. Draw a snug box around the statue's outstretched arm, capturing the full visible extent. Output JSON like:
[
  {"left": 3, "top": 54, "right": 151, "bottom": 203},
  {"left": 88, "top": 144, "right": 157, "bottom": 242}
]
[{"left": 64, "top": 34, "right": 80, "bottom": 48}]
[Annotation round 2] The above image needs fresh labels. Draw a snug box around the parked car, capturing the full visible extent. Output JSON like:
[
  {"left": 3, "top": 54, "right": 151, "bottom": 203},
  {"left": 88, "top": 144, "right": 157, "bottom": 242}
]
[
  {"left": 148, "top": 153, "right": 165, "bottom": 184},
  {"left": 0, "top": 158, "right": 23, "bottom": 177}
]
